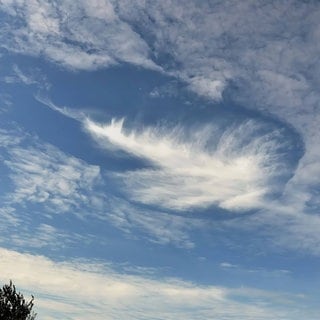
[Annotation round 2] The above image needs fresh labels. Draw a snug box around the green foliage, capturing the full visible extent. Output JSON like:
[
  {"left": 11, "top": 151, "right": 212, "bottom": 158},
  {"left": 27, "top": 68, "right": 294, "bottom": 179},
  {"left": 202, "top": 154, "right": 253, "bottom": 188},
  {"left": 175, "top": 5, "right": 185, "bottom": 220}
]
[{"left": 0, "top": 281, "right": 36, "bottom": 320}]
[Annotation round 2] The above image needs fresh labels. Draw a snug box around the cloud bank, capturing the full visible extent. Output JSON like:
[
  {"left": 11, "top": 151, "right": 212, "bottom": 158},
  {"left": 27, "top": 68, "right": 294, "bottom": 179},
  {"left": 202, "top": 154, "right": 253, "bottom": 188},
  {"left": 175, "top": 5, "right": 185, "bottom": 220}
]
[{"left": 0, "top": 248, "right": 312, "bottom": 320}]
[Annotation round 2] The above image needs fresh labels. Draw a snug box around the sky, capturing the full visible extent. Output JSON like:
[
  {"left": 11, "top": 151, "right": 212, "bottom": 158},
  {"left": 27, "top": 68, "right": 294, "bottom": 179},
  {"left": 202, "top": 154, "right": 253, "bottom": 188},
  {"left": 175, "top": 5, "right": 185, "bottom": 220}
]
[{"left": 0, "top": 0, "right": 320, "bottom": 319}]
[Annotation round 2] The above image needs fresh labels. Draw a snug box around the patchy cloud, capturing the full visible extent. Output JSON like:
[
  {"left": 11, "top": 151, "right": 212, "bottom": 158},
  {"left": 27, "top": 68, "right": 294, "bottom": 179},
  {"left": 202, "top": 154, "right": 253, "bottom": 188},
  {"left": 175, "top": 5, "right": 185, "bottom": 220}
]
[
  {"left": 5, "top": 142, "right": 101, "bottom": 214},
  {"left": 0, "top": 0, "right": 159, "bottom": 70}
]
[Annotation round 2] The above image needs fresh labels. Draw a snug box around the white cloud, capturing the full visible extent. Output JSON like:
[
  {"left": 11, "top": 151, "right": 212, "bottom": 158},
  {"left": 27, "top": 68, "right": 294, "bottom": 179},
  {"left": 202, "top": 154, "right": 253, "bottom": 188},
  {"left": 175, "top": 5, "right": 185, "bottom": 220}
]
[
  {"left": 34, "top": 94, "right": 85, "bottom": 121},
  {"left": 0, "top": 128, "right": 22, "bottom": 147},
  {"left": 6, "top": 223, "right": 93, "bottom": 251},
  {"left": 0, "top": 0, "right": 159, "bottom": 70},
  {"left": 5, "top": 142, "right": 101, "bottom": 214},
  {"left": 85, "top": 118, "right": 288, "bottom": 211},
  {"left": 219, "top": 261, "right": 292, "bottom": 279},
  {"left": 12, "top": 65, "right": 37, "bottom": 85},
  {"left": 188, "top": 77, "right": 226, "bottom": 100},
  {"left": 1, "top": 65, "right": 39, "bottom": 86},
  {"left": 220, "top": 262, "right": 238, "bottom": 269},
  {"left": 0, "top": 207, "right": 20, "bottom": 230},
  {"left": 0, "top": 247, "right": 312, "bottom": 320},
  {"left": 245, "top": 204, "right": 320, "bottom": 256}
]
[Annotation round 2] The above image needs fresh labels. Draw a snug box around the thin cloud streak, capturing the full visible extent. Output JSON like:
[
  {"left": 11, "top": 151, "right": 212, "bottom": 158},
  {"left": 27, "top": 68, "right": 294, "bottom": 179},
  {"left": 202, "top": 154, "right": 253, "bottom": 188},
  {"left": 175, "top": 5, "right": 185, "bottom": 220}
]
[
  {"left": 106, "top": 195, "right": 200, "bottom": 249},
  {"left": 35, "top": 94, "right": 86, "bottom": 122}
]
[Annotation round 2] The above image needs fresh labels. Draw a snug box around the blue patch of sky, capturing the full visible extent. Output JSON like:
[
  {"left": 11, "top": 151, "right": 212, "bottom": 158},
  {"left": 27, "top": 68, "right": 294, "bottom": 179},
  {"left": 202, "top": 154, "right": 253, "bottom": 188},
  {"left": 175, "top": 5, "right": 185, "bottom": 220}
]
[{"left": 0, "top": 152, "right": 13, "bottom": 195}]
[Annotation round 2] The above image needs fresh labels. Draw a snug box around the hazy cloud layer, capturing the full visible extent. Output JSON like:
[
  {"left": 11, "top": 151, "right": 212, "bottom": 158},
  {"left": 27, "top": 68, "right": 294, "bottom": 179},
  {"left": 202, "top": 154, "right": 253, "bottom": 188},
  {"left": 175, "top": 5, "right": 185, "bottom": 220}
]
[{"left": 0, "top": 248, "right": 313, "bottom": 320}]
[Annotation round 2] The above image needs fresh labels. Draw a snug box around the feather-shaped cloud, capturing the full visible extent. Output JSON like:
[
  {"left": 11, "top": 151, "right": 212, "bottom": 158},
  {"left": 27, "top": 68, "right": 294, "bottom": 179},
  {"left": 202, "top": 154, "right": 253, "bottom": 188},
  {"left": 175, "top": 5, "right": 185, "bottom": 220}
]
[{"left": 85, "top": 118, "right": 288, "bottom": 211}]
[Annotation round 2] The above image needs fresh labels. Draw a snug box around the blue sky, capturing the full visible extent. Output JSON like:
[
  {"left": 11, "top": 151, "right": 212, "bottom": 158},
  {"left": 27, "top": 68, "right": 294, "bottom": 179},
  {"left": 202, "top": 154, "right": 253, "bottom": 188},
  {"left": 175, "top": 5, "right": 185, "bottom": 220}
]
[{"left": 0, "top": 0, "right": 320, "bottom": 319}]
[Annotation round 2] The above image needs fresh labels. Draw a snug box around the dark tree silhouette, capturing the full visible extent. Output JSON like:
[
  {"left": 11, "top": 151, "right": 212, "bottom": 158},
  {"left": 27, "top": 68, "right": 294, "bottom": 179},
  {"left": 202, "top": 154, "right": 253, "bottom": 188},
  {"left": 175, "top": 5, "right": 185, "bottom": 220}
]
[{"left": 0, "top": 281, "right": 36, "bottom": 320}]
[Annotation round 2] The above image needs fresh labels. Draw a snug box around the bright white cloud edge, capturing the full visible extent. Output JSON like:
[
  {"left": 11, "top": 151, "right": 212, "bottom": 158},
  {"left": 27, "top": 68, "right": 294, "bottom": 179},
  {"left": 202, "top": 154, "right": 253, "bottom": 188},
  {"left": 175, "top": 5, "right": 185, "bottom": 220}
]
[{"left": 85, "top": 117, "right": 286, "bottom": 212}]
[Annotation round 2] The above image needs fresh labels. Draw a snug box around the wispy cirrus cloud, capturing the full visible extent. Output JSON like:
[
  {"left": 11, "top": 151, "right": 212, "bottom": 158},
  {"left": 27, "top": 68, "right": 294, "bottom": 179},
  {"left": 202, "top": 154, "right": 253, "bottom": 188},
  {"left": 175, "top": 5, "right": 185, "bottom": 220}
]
[
  {"left": 0, "top": 207, "right": 20, "bottom": 230},
  {"left": 0, "top": 128, "right": 22, "bottom": 147},
  {"left": 10, "top": 65, "right": 38, "bottom": 85},
  {"left": 85, "top": 118, "right": 289, "bottom": 211},
  {"left": 106, "top": 196, "right": 201, "bottom": 249},
  {"left": 219, "top": 261, "right": 291, "bottom": 279},
  {"left": 0, "top": 247, "right": 314, "bottom": 320},
  {"left": 235, "top": 202, "right": 320, "bottom": 256},
  {"left": 6, "top": 221, "right": 101, "bottom": 252}
]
